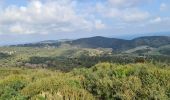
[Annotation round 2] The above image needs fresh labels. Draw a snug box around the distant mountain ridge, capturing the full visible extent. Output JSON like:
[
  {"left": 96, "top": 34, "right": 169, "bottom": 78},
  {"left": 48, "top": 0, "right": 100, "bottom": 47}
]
[
  {"left": 14, "top": 36, "right": 170, "bottom": 51},
  {"left": 67, "top": 36, "right": 170, "bottom": 50}
]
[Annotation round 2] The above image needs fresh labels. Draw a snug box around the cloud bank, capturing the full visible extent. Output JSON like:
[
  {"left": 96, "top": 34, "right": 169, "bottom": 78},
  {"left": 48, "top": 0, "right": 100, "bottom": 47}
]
[{"left": 0, "top": 0, "right": 169, "bottom": 36}]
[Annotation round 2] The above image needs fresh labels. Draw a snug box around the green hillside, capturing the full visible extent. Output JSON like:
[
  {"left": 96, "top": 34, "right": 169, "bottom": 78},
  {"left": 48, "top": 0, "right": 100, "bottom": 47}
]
[
  {"left": 66, "top": 36, "right": 170, "bottom": 50},
  {"left": 14, "top": 36, "right": 170, "bottom": 51},
  {"left": 0, "top": 36, "right": 169, "bottom": 99}
]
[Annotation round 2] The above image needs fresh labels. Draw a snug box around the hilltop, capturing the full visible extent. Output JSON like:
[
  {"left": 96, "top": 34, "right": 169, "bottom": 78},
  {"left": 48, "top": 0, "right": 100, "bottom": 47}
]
[{"left": 14, "top": 36, "right": 170, "bottom": 51}]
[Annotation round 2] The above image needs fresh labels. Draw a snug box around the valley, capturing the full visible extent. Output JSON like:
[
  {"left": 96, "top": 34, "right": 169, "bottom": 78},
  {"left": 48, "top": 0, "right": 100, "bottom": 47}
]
[{"left": 0, "top": 36, "right": 170, "bottom": 99}]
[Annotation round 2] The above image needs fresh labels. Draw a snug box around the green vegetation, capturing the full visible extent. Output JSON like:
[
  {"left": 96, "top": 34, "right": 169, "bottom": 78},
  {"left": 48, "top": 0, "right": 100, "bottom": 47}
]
[
  {"left": 0, "top": 63, "right": 170, "bottom": 99},
  {"left": 16, "top": 36, "right": 170, "bottom": 51},
  {"left": 158, "top": 45, "right": 170, "bottom": 55},
  {"left": 0, "top": 46, "right": 169, "bottom": 71},
  {"left": 0, "top": 36, "right": 169, "bottom": 99}
]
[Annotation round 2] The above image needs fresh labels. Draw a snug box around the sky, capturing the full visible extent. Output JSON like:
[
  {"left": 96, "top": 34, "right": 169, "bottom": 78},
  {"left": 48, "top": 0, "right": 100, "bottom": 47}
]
[{"left": 0, "top": 0, "right": 170, "bottom": 45}]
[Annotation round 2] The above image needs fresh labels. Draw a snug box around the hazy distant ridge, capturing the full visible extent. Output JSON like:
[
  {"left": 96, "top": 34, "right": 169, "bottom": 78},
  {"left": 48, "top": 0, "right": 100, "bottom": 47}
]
[{"left": 14, "top": 36, "right": 170, "bottom": 50}]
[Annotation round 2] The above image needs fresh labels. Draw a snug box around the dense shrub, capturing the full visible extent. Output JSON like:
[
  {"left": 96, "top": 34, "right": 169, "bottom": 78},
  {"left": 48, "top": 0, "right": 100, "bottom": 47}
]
[
  {"left": 0, "top": 63, "right": 170, "bottom": 100},
  {"left": 73, "top": 63, "right": 170, "bottom": 100}
]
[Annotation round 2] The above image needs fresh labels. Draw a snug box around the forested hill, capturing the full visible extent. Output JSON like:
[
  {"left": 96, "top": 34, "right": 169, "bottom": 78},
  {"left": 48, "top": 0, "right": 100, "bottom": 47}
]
[
  {"left": 68, "top": 36, "right": 170, "bottom": 50},
  {"left": 14, "top": 36, "right": 170, "bottom": 50}
]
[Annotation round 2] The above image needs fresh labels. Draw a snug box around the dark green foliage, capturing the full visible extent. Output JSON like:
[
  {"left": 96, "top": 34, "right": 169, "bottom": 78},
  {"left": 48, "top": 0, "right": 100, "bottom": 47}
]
[
  {"left": 0, "top": 52, "right": 11, "bottom": 59},
  {"left": 73, "top": 63, "right": 170, "bottom": 100},
  {"left": 159, "top": 48, "right": 170, "bottom": 55},
  {"left": 0, "top": 76, "right": 28, "bottom": 100}
]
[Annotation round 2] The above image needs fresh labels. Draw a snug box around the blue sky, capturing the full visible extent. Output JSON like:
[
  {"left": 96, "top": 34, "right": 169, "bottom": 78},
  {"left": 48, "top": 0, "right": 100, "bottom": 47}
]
[{"left": 0, "top": 0, "right": 170, "bottom": 45}]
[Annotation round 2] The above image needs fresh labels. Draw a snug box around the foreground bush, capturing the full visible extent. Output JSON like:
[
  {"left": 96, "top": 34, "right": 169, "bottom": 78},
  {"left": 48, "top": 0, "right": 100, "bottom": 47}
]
[
  {"left": 73, "top": 63, "right": 170, "bottom": 100},
  {"left": 0, "top": 63, "right": 170, "bottom": 100}
]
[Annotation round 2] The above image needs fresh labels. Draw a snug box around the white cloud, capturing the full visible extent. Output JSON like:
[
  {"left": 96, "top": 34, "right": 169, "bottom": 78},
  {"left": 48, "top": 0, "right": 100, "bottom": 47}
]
[
  {"left": 108, "top": 0, "right": 138, "bottom": 7},
  {"left": 96, "top": 5, "right": 150, "bottom": 23},
  {"left": 0, "top": 0, "right": 169, "bottom": 36},
  {"left": 150, "top": 17, "right": 162, "bottom": 23},
  {"left": 94, "top": 20, "right": 106, "bottom": 29},
  {"left": 104, "top": 8, "right": 121, "bottom": 18},
  {"left": 9, "top": 24, "right": 24, "bottom": 34},
  {"left": 108, "top": 0, "right": 151, "bottom": 8},
  {"left": 160, "top": 3, "right": 168, "bottom": 11},
  {"left": 0, "top": 0, "right": 94, "bottom": 34},
  {"left": 122, "top": 9, "right": 150, "bottom": 22},
  {"left": 94, "top": 0, "right": 151, "bottom": 23}
]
